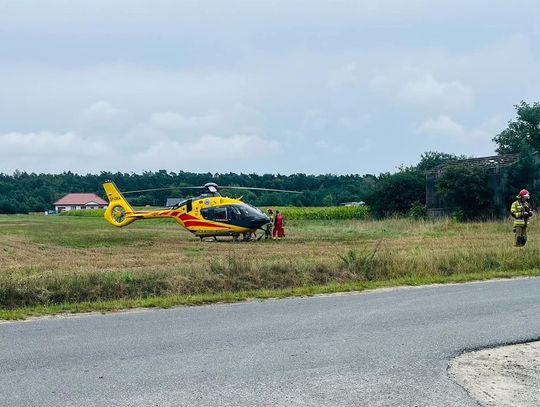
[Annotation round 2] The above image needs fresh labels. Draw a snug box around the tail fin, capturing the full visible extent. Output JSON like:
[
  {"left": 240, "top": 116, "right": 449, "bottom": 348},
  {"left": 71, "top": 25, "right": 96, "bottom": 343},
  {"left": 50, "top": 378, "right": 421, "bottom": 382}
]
[{"left": 102, "top": 181, "right": 136, "bottom": 227}]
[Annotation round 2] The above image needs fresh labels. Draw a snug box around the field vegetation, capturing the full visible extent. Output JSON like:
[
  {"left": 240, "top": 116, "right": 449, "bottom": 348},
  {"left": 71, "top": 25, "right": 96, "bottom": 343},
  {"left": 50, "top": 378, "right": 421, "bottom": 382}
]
[
  {"left": 58, "top": 205, "right": 370, "bottom": 220},
  {"left": 1, "top": 212, "right": 540, "bottom": 319}
]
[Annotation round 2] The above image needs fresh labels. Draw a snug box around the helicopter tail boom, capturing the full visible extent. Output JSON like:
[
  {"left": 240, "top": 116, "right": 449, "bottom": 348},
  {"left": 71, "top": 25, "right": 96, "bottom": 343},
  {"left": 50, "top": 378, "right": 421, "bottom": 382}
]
[{"left": 102, "top": 181, "right": 137, "bottom": 227}]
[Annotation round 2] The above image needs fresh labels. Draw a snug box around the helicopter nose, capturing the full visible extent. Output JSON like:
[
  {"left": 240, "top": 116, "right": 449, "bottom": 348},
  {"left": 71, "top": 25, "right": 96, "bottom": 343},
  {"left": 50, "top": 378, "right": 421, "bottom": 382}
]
[{"left": 254, "top": 214, "right": 270, "bottom": 228}]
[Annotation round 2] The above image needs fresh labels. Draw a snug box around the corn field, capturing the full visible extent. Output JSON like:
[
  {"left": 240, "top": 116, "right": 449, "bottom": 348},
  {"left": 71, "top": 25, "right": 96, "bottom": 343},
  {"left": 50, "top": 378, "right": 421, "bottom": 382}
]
[{"left": 58, "top": 206, "right": 370, "bottom": 220}]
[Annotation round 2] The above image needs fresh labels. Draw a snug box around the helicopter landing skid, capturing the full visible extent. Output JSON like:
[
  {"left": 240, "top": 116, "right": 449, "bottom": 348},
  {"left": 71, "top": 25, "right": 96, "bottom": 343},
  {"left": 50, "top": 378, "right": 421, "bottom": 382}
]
[
  {"left": 199, "top": 229, "right": 267, "bottom": 242},
  {"left": 199, "top": 236, "right": 218, "bottom": 242},
  {"left": 255, "top": 228, "right": 267, "bottom": 241},
  {"left": 229, "top": 229, "right": 267, "bottom": 242}
]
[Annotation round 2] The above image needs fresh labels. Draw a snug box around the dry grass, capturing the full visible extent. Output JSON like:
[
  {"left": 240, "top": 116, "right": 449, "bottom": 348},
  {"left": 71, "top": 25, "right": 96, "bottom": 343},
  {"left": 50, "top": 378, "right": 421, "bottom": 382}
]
[{"left": 1, "top": 214, "right": 540, "bottom": 317}]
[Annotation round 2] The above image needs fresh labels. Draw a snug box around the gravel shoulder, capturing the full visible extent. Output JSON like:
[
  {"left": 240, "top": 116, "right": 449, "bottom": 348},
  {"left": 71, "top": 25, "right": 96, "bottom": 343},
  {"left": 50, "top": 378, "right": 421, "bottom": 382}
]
[{"left": 449, "top": 341, "right": 540, "bottom": 407}]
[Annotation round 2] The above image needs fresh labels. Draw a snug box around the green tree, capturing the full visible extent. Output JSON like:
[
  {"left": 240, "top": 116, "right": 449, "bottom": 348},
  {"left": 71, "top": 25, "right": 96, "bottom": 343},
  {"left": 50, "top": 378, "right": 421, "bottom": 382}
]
[
  {"left": 504, "top": 144, "right": 540, "bottom": 208},
  {"left": 366, "top": 169, "right": 425, "bottom": 217},
  {"left": 416, "top": 151, "right": 467, "bottom": 172},
  {"left": 436, "top": 164, "right": 493, "bottom": 219},
  {"left": 322, "top": 194, "right": 335, "bottom": 206},
  {"left": 493, "top": 101, "right": 540, "bottom": 154}
]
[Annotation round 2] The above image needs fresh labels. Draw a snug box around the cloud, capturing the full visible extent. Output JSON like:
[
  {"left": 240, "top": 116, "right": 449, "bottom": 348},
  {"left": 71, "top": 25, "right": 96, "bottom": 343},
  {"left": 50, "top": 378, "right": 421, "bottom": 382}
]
[
  {"left": 1, "top": 1, "right": 540, "bottom": 175},
  {"left": 399, "top": 74, "right": 474, "bottom": 111},
  {"left": 0, "top": 131, "right": 111, "bottom": 173},
  {"left": 18, "top": 125, "right": 273, "bottom": 179},
  {"left": 315, "top": 140, "right": 330, "bottom": 150},
  {"left": 0, "top": 88, "right": 282, "bottom": 173},
  {"left": 149, "top": 104, "right": 264, "bottom": 136},
  {"left": 151, "top": 111, "right": 224, "bottom": 133},
  {"left": 336, "top": 114, "right": 370, "bottom": 128},
  {"left": 0, "top": 127, "right": 280, "bottom": 174},
  {"left": 78, "top": 100, "right": 131, "bottom": 134},
  {"left": 415, "top": 115, "right": 505, "bottom": 143},
  {"left": 368, "top": 74, "right": 388, "bottom": 88},
  {"left": 283, "top": 129, "right": 304, "bottom": 141},
  {"left": 329, "top": 63, "right": 363, "bottom": 87},
  {"left": 132, "top": 134, "right": 280, "bottom": 169},
  {"left": 314, "top": 139, "right": 350, "bottom": 154},
  {"left": 303, "top": 110, "right": 329, "bottom": 130},
  {"left": 83, "top": 101, "right": 122, "bottom": 120},
  {"left": 0, "top": 131, "right": 107, "bottom": 157},
  {"left": 415, "top": 115, "right": 464, "bottom": 138}
]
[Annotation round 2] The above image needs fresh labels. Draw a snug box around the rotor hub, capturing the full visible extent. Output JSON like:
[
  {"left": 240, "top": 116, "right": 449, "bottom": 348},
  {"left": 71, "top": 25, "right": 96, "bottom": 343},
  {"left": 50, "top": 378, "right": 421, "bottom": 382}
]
[{"left": 203, "top": 182, "right": 220, "bottom": 195}]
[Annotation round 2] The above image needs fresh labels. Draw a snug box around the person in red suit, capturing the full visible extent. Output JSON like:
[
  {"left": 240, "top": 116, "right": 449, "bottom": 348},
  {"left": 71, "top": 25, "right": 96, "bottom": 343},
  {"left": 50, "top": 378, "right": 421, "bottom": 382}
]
[{"left": 273, "top": 210, "right": 284, "bottom": 240}]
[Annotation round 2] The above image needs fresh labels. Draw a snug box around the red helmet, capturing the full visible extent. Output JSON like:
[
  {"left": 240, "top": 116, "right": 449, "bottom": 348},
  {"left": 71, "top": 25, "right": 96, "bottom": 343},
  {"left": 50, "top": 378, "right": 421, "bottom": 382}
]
[
  {"left": 518, "top": 189, "right": 530, "bottom": 198},
  {"left": 267, "top": 208, "right": 273, "bottom": 213}
]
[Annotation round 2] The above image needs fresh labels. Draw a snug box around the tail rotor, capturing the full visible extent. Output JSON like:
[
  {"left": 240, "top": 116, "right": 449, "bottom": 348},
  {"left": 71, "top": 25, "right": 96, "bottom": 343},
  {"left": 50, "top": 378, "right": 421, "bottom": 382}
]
[{"left": 103, "top": 181, "right": 136, "bottom": 227}]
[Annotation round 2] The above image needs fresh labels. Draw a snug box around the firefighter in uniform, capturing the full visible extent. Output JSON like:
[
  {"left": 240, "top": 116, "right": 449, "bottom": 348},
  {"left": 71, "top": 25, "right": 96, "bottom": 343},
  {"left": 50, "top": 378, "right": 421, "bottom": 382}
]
[
  {"left": 264, "top": 208, "right": 274, "bottom": 240},
  {"left": 273, "top": 210, "right": 284, "bottom": 240},
  {"left": 510, "top": 189, "right": 533, "bottom": 247}
]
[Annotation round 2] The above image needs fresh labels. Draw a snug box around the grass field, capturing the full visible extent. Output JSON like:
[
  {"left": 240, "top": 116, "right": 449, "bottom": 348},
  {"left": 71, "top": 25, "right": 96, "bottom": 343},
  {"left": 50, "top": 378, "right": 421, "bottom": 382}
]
[{"left": 1, "top": 212, "right": 540, "bottom": 320}]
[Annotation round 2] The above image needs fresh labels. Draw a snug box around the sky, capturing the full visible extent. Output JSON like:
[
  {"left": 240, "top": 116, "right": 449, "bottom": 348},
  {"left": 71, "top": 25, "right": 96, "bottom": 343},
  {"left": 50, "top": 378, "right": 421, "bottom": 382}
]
[{"left": 1, "top": 0, "right": 539, "bottom": 176}]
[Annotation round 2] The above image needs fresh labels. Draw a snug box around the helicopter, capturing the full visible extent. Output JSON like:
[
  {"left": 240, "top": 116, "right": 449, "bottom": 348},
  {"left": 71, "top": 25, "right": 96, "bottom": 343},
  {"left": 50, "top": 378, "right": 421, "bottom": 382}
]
[{"left": 102, "top": 181, "right": 300, "bottom": 241}]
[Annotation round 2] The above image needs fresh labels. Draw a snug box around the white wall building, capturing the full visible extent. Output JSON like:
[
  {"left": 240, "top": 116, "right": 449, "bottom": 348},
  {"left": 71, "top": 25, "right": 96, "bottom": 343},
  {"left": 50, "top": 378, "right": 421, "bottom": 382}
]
[{"left": 53, "top": 193, "right": 108, "bottom": 212}]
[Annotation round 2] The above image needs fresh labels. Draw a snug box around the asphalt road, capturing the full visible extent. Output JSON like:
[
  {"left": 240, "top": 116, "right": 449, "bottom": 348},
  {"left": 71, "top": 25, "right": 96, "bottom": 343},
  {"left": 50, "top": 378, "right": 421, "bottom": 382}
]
[{"left": 2, "top": 278, "right": 540, "bottom": 407}]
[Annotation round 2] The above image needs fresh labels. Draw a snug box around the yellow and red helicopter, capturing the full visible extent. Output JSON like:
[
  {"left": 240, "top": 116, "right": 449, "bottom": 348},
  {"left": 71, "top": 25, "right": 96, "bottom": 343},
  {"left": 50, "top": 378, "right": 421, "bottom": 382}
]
[{"left": 102, "top": 181, "right": 299, "bottom": 241}]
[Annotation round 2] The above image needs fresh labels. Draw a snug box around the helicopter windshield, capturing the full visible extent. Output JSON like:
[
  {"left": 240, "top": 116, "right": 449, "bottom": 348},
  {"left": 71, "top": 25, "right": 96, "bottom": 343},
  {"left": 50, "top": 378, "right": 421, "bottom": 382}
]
[
  {"left": 228, "top": 204, "right": 264, "bottom": 220},
  {"left": 201, "top": 204, "right": 266, "bottom": 223}
]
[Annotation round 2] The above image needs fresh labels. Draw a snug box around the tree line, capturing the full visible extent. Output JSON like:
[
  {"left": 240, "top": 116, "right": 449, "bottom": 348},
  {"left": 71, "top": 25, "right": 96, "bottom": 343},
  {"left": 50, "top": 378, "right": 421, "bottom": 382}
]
[
  {"left": 1, "top": 101, "right": 539, "bottom": 218},
  {"left": 0, "top": 171, "right": 379, "bottom": 214},
  {"left": 367, "top": 101, "right": 540, "bottom": 219}
]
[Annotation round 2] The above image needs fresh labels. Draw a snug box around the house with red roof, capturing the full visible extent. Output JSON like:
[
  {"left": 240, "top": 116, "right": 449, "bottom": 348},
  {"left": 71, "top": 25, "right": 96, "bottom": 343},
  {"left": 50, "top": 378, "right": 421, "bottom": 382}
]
[{"left": 54, "top": 193, "right": 108, "bottom": 212}]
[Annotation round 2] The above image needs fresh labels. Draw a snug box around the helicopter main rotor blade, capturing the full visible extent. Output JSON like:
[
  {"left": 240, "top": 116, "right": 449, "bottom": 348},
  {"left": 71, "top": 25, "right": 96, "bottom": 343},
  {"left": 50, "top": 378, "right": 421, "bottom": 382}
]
[
  {"left": 121, "top": 186, "right": 205, "bottom": 194},
  {"left": 120, "top": 185, "right": 303, "bottom": 195},
  {"left": 219, "top": 186, "right": 302, "bottom": 194}
]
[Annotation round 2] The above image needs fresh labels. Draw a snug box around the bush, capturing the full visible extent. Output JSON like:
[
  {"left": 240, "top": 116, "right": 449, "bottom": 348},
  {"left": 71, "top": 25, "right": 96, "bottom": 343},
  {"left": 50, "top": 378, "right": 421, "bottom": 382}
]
[
  {"left": 409, "top": 201, "right": 427, "bottom": 220},
  {"left": 436, "top": 164, "right": 493, "bottom": 220},
  {"left": 365, "top": 169, "right": 425, "bottom": 217},
  {"left": 59, "top": 209, "right": 105, "bottom": 217}
]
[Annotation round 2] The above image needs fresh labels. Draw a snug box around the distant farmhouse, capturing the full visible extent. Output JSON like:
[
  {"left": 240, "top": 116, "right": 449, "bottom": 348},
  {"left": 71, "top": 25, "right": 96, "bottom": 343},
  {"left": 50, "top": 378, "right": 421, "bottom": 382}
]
[
  {"left": 54, "top": 193, "right": 108, "bottom": 212},
  {"left": 426, "top": 154, "right": 525, "bottom": 218},
  {"left": 339, "top": 201, "right": 366, "bottom": 207}
]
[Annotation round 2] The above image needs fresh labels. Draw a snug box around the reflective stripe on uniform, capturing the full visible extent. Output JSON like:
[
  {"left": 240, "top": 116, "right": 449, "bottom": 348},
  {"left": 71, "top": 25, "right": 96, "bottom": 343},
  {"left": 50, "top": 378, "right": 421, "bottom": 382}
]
[{"left": 511, "top": 200, "right": 527, "bottom": 227}]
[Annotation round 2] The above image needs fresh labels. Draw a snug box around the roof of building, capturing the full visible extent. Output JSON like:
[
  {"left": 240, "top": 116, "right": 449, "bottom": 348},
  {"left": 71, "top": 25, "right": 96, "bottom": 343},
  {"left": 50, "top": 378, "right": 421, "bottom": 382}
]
[
  {"left": 426, "top": 153, "right": 521, "bottom": 174},
  {"left": 166, "top": 198, "right": 184, "bottom": 207},
  {"left": 54, "top": 193, "right": 108, "bottom": 206}
]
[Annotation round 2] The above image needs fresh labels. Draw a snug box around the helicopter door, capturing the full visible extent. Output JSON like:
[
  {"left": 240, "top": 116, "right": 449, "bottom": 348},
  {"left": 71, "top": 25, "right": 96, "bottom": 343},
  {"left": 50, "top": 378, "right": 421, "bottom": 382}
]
[
  {"left": 201, "top": 206, "right": 229, "bottom": 222},
  {"left": 213, "top": 207, "right": 228, "bottom": 221},
  {"left": 186, "top": 199, "right": 192, "bottom": 213}
]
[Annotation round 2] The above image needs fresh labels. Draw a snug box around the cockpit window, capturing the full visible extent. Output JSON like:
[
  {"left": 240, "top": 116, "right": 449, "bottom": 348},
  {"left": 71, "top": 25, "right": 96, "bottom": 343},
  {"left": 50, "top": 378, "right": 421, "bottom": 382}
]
[
  {"left": 240, "top": 204, "right": 263, "bottom": 217},
  {"left": 230, "top": 206, "right": 242, "bottom": 218},
  {"left": 201, "top": 206, "right": 228, "bottom": 222},
  {"left": 200, "top": 204, "right": 265, "bottom": 223},
  {"left": 214, "top": 207, "right": 227, "bottom": 220},
  {"left": 229, "top": 204, "right": 266, "bottom": 219}
]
